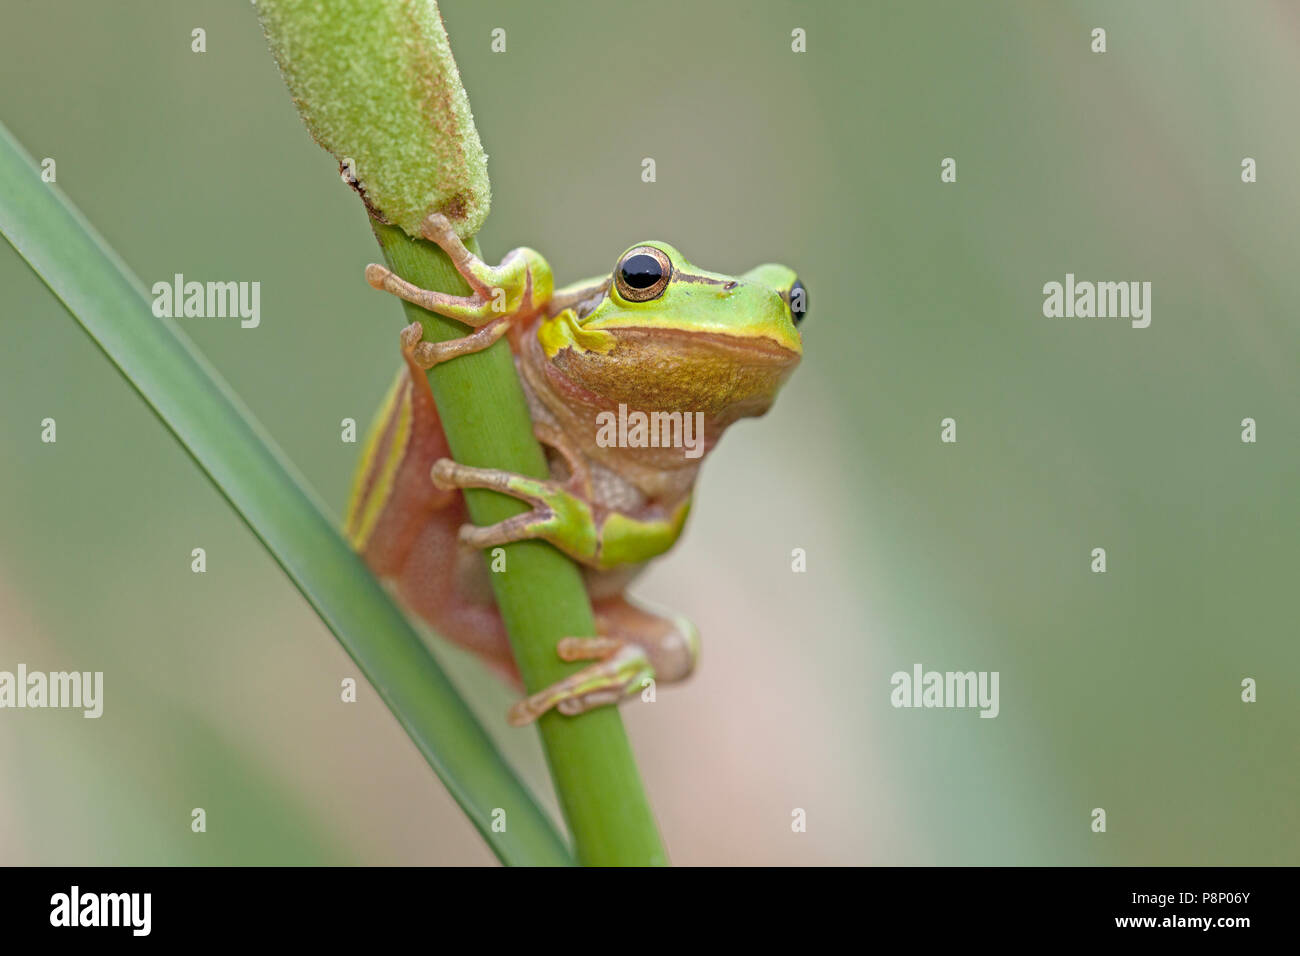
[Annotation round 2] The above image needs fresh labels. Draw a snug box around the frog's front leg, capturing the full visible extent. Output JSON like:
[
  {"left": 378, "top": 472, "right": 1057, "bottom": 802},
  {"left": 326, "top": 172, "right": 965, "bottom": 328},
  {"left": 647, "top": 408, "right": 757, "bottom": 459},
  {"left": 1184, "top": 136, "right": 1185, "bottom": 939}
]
[
  {"left": 429, "top": 459, "right": 690, "bottom": 570},
  {"left": 365, "top": 213, "right": 554, "bottom": 363},
  {"left": 506, "top": 598, "right": 701, "bottom": 726},
  {"left": 396, "top": 317, "right": 510, "bottom": 370}
]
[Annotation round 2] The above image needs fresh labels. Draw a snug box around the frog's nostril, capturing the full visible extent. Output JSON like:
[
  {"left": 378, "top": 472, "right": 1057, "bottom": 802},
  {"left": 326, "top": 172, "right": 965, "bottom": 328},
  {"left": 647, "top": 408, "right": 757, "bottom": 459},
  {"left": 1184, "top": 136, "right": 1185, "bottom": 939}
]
[{"left": 723, "top": 281, "right": 737, "bottom": 290}]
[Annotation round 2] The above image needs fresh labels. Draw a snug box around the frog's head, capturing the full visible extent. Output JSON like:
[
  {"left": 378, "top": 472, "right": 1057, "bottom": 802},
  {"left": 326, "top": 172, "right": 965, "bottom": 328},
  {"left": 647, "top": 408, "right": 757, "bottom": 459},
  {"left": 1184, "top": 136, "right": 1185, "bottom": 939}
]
[{"left": 537, "top": 241, "right": 805, "bottom": 426}]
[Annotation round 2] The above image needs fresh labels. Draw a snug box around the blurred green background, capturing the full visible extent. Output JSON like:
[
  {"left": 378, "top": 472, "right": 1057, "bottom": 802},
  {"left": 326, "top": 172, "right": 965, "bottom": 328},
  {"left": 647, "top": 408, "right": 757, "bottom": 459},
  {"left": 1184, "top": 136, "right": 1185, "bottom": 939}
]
[{"left": 1, "top": 0, "right": 1296, "bottom": 865}]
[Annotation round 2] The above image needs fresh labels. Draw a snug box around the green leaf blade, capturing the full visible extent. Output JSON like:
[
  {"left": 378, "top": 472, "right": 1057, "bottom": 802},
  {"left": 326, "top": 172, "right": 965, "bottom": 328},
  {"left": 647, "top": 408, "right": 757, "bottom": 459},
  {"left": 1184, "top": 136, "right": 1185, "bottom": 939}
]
[{"left": 0, "top": 121, "right": 572, "bottom": 868}]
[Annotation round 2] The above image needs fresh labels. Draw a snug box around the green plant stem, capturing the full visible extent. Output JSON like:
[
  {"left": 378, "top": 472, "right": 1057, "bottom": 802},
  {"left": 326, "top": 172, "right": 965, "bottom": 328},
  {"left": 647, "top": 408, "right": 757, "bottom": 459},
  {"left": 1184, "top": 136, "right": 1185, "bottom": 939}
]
[
  {"left": 375, "top": 223, "right": 667, "bottom": 866},
  {"left": 0, "top": 122, "right": 572, "bottom": 867}
]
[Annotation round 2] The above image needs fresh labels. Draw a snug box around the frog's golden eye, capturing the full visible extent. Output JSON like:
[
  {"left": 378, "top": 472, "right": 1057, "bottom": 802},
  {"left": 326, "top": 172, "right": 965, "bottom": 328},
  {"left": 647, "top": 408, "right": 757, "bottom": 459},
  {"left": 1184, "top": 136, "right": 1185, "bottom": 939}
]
[
  {"left": 788, "top": 279, "right": 808, "bottom": 326},
  {"left": 614, "top": 246, "right": 672, "bottom": 302}
]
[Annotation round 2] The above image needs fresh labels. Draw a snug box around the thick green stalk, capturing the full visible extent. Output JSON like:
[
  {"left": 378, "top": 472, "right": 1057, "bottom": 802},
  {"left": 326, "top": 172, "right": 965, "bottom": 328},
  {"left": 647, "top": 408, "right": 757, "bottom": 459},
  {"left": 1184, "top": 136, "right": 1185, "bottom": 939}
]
[
  {"left": 255, "top": 0, "right": 665, "bottom": 864},
  {"left": 0, "top": 122, "right": 572, "bottom": 867},
  {"left": 374, "top": 223, "right": 667, "bottom": 865}
]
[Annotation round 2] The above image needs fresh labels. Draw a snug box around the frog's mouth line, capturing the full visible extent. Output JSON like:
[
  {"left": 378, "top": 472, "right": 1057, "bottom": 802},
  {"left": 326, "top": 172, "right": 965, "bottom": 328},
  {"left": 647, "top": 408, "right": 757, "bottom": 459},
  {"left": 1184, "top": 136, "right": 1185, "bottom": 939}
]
[{"left": 601, "top": 326, "right": 802, "bottom": 364}]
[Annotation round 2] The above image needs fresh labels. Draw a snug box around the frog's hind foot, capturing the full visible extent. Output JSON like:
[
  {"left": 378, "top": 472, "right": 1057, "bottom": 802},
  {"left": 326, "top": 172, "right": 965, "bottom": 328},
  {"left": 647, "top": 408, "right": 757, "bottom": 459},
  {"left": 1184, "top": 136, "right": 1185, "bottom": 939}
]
[
  {"left": 507, "top": 641, "right": 653, "bottom": 726},
  {"left": 505, "top": 601, "right": 700, "bottom": 726}
]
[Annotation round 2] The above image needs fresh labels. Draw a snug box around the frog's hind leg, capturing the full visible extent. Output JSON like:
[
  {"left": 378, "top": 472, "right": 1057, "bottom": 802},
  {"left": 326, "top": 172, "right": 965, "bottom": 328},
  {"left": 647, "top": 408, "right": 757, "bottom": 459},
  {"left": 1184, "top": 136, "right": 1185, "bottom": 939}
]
[
  {"left": 348, "top": 351, "right": 520, "bottom": 685},
  {"left": 506, "top": 597, "right": 699, "bottom": 726},
  {"left": 390, "top": 512, "right": 522, "bottom": 685}
]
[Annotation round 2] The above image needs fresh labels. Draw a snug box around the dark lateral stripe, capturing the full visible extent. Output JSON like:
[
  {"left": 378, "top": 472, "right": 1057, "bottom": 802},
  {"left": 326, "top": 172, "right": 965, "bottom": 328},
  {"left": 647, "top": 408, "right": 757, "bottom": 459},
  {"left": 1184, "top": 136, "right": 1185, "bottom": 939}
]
[{"left": 673, "top": 271, "right": 736, "bottom": 288}]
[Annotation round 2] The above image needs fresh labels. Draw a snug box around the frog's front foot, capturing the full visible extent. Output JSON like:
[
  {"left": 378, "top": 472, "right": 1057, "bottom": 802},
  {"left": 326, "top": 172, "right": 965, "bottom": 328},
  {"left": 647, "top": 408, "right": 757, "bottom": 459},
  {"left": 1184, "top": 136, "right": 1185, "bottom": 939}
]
[
  {"left": 507, "top": 639, "right": 654, "bottom": 726},
  {"left": 397, "top": 319, "right": 509, "bottom": 371},
  {"left": 366, "top": 262, "right": 499, "bottom": 329},
  {"left": 365, "top": 212, "right": 551, "bottom": 328},
  {"left": 430, "top": 457, "right": 599, "bottom": 564}
]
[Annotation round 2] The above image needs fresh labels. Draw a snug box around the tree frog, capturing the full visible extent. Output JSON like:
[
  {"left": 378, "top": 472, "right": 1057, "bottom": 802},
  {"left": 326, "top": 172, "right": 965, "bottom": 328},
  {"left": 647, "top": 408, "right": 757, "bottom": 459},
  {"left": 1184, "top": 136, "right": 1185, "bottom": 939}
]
[{"left": 345, "top": 214, "right": 806, "bottom": 725}]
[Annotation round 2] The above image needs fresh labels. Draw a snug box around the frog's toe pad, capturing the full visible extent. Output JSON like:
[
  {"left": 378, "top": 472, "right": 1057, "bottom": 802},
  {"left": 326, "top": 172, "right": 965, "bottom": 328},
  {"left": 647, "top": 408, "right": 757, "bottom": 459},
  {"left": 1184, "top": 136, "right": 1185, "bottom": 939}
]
[
  {"left": 430, "top": 458, "right": 455, "bottom": 489},
  {"left": 420, "top": 212, "right": 455, "bottom": 242}
]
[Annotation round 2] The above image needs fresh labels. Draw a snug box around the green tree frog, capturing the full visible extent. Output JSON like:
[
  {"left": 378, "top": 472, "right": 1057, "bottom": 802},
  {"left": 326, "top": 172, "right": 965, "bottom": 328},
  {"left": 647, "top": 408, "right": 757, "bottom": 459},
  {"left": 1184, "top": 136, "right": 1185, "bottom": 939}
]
[{"left": 345, "top": 214, "right": 805, "bottom": 725}]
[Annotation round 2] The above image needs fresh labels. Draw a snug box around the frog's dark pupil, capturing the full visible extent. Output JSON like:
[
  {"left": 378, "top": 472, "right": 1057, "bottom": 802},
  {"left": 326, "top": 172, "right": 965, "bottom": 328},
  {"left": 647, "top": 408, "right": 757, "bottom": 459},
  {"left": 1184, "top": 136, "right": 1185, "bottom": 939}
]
[
  {"left": 620, "top": 254, "right": 663, "bottom": 290},
  {"left": 789, "top": 279, "right": 808, "bottom": 325}
]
